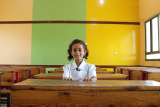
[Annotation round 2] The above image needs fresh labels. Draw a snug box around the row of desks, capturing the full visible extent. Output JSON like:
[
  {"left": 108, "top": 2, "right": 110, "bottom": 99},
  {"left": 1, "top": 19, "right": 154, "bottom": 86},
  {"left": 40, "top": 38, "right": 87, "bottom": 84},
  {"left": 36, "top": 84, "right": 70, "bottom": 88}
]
[
  {"left": 4, "top": 66, "right": 160, "bottom": 106},
  {"left": 116, "top": 67, "right": 160, "bottom": 81},
  {"left": 33, "top": 73, "right": 128, "bottom": 80},
  {"left": 0, "top": 66, "right": 45, "bottom": 88},
  {"left": 11, "top": 79, "right": 160, "bottom": 107}
]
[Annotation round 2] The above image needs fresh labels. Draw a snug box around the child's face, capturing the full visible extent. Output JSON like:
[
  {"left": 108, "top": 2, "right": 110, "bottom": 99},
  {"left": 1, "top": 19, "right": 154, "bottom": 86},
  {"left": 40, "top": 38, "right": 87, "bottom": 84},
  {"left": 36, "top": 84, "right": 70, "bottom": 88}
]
[{"left": 70, "top": 43, "right": 86, "bottom": 61}]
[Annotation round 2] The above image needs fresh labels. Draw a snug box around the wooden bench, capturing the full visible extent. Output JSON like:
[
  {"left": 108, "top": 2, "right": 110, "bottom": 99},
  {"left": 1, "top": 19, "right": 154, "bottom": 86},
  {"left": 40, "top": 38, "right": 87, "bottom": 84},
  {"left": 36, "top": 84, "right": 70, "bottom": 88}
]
[
  {"left": 11, "top": 66, "right": 45, "bottom": 77},
  {"left": 140, "top": 69, "right": 160, "bottom": 82},
  {"left": 122, "top": 67, "right": 159, "bottom": 80},
  {"left": 48, "top": 70, "right": 114, "bottom": 74},
  {"left": 0, "top": 69, "right": 20, "bottom": 89},
  {"left": 0, "top": 72, "right": 4, "bottom": 105},
  {"left": 33, "top": 73, "right": 128, "bottom": 80},
  {"left": 115, "top": 67, "right": 125, "bottom": 73},
  {"left": 1, "top": 90, "right": 11, "bottom": 107},
  {"left": 55, "top": 68, "right": 107, "bottom": 71},
  {"left": 11, "top": 79, "right": 160, "bottom": 107}
]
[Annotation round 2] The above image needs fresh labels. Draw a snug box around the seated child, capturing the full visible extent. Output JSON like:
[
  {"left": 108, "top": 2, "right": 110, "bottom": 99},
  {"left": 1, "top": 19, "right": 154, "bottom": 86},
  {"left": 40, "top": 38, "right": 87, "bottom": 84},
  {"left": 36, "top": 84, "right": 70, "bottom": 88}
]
[{"left": 63, "top": 39, "right": 97, "bottom": 81}]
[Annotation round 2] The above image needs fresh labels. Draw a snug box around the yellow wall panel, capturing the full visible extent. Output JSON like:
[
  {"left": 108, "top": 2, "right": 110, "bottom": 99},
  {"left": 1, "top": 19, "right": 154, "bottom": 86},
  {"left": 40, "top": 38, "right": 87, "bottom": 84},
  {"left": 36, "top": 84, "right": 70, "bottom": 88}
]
[
  {"left": 86, "top": 0, "right": 140, "bottom": 65},
  {"left": 87, "top": 0, "right": 139, "bottom": 22},
  {"left": 86, "top": 24, "right": 140, "bottom": 65},
  {"left": 0, "top": 0, "right": 33, "bottom": 21}
]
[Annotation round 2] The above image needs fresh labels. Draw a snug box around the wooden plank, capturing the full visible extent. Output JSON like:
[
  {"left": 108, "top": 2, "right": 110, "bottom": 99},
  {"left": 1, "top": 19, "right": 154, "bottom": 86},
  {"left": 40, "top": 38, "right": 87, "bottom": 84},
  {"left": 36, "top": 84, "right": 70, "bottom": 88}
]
[
  {"left": 55, "top": 69, "right": 63, "bottom": 71},
  {"left": 55, "top": 68, "right": 107, "bottom": 71},
  {"left": 13, "top": 79, "right": 160, "bottom": 91},
  {"left": 1, "top": 90, "right": 11, "bottom": 94},
  {"left": 10, "top": 66, "right": 45, "bottom": 74},
  {"left": 48, "top": 71, "right": 64, "bottom": 73},
  {"left": 1, "top": 68, "right": 29, "bottom": 82},
  {"left": 125, "top": 68, "right": 160, "bottom": 81},
  {"left": 1, "top": 72, "right": 13, "bottom": 86},
  {"left": 115, "top": 67, "right": 124, "bottom": 73},
  {"left": 10, "top": 79, "right": 160, "bottom": 106},
  {"left": 33, "top": 73, "right": 62, "bottom": 79},
  {"left": 11, "top": 90, "right": 160, "bottom": 107},
  {"left": 33, "top": 73, "right": 127, "bottom": 80},
  {"left": 130, "top": 70, "right": 142, "bottom": 80},
  {"left": 97, "top": 74, "right": 128, "bottom": 80},
  {"left": 48, "top": 70, "right": 114, "bottom": 74}
]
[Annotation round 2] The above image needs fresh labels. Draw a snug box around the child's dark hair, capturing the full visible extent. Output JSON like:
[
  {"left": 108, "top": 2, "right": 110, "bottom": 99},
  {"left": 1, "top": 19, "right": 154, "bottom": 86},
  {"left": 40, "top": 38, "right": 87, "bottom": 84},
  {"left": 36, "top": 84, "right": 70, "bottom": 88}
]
[{"left": 68, "top": 39, "right": 88, "bottom": 61}]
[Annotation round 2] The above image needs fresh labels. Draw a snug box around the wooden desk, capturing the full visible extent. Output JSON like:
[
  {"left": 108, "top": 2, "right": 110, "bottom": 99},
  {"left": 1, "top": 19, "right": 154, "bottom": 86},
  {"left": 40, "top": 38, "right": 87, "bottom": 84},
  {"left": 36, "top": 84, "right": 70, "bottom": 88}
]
[
  {"left": 55, "top": 68, "right": 107, "bottom": 71},
  {"left": 122, "top": 67, "right": 160, "bottom": 80},
  {"left": 140, "top": 69, "right": 160, "bottom": 82},
  {"left": 115, "top": 67, "right": 125, "bottom": 73},
  {"left": 33, "top": 73, "right": 128, "bottom": 80},
  {"left": 48, "top": 70, "right": 114, "bottom": 74},
  {"left": 1, "top": 68, "right": 31, "bottom": 82},
  {"left": 0, "top": 72, "right": 4, "bottom": 106},
  {"left": 10, "top": 66, "right": 45, "bottom": 75},
  {"left": 0, "top": 69, "right": 20, "bottom": 89},
  {"left": 11, "top": 79, "right": 160, "bottom": 107}
]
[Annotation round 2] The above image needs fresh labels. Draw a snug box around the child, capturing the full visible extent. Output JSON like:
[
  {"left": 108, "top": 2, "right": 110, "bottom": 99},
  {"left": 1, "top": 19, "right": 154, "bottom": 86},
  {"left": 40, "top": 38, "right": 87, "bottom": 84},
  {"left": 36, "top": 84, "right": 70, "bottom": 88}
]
[{"left": 63, "top": 39, "right": 97, "bottom": 81}]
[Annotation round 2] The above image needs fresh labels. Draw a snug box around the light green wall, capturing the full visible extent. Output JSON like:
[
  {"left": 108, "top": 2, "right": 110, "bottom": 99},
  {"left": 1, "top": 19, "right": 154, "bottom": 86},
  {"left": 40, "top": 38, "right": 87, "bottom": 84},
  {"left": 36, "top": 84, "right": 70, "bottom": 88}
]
[
  {"left": 31, "top": 24, "right": 86, "bottom": 65},
  {"left": 31, "top": 0, "right": 86, "bottom": 65},
  {"left": 32, "top": 0, "right": 86, "bottom": 20}
]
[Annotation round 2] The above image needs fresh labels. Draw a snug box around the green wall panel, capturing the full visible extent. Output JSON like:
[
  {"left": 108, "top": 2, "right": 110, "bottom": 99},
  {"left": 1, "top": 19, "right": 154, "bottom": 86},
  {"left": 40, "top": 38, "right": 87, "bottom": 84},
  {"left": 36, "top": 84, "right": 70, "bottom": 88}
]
[
  {"left": 33, "top": 0, "right": 86, "bottom": 20},
  {"left": 32, "top": 0, "right": 87, "bottom": 65},
  {"left": 31, "top": 23, "right": 86, "bottom": 65}
]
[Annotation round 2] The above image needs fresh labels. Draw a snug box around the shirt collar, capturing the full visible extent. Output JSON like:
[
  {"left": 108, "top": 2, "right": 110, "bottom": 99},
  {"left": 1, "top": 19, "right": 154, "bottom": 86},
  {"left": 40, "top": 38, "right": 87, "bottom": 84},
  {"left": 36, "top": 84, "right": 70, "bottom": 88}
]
[{"left": 71, "top": 60, "right": 86, "bottom": 70}]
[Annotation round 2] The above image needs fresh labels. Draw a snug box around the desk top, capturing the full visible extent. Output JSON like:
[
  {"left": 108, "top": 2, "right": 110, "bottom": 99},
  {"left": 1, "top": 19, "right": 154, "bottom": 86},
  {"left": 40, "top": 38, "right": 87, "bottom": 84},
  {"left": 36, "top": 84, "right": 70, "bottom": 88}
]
[
  {"left": 125, "top": 68, "right": 160, "bottom": 73},
  {"left": 0, "top": 69, "right": 20, "bottom": 73},
  {"left": 48, "top": 70, "right": 114, "bottom": 74},
  {"left": 13, "top": 79, "right": 160, "bottom": 91},
  {"left": 33, "top": 73, "right": 128, "bottom": 80}
]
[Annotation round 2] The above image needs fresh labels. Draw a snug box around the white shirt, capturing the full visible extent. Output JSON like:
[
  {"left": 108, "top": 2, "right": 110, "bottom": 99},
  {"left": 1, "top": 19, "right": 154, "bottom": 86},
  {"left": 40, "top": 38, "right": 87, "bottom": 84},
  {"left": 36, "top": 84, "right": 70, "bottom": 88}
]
[{"left": 63, "top": 60, "right": 97, "bottom": 80}]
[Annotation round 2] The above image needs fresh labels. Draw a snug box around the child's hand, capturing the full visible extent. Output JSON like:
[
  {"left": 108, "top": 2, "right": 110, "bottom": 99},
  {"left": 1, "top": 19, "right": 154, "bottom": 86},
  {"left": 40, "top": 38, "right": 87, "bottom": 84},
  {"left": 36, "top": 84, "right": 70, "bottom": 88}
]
[
  {"left": 83, "top": 78, "right": 90, "bottom": 81},
  {"left": 63, "top": 77, "right": 72, "bottom": 81},
  {"left": 83, "top": 76, "right": 97, "bottom": 81}
]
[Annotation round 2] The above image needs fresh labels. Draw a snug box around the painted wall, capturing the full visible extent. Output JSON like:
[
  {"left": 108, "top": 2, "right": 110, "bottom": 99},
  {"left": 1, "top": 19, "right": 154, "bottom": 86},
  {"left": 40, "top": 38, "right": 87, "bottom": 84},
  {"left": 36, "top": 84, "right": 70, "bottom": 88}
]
[
  {"left": 31, "top": 0, "right": 86, "bottom": 65},
  {"left": 0, "top": 0, "right": 33, "bottom": 64},
  {"left": 86, "top": 0, "right": 140, "bottom": 65},
  {"left": 139, "top": 0, "right": 160, "bottom": 66},
  {"left": 0, "top": 0, "right": 140, "bottom": 66}
]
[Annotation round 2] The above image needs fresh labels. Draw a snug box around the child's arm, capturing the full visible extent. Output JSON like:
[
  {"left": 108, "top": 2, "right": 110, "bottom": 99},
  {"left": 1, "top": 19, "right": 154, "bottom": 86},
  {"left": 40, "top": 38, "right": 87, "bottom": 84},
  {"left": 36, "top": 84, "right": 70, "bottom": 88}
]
[
  {"left": 83, "top": 64, "right": 97, "bottom": 81},
  {"left": 62, "top": 65, "right": 72, "bottom": 81}
]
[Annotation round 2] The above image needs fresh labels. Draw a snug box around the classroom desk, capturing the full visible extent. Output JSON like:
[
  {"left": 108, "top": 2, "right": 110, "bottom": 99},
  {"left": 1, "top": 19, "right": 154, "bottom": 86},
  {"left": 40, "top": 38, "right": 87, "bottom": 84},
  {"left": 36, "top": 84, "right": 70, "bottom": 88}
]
[
  {"left": 140, "top": 69, "right": 160, "bottom": 82},
  {"left": 122, "top": 67, "right": 160, "bottom": 80},
  {"left": 115, "top": 67, "right": 125, "bottom": 73},
  {"left": 55, "top": 68, "right": 107, "bottom": 71},
  {"left": 0, "top": 69, "right": 20, "bottom": 89},
  {"left": 121, "top": 67, "right": 148, "bottom": 74},
  {"left": 0, "top": 72, "right": 4, "bottom": 105},
  {"left": 10, "top": 66, "right": 42, "bottom": 77},
  {"left": 48, "top": 70, "right": 114, "bottom": 74},
  {"left": 1, "top": 68, "right": 31, "bottom": 82},
  {"left": 11, "top": 79, "right": 160, "bottom": 107},
  {"left": 33, "top": 73, "right": 128, "bottom": 80}
]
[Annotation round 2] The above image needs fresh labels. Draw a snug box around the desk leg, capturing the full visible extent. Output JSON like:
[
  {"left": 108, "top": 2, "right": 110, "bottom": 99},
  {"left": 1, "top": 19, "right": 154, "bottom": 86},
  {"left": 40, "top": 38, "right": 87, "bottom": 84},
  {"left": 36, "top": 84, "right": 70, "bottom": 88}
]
[
  {"left": 129, "top": 70, "right": 132, "bottom": 80},
  {"left": 37, "top": 68, "right": 40, "bottom": 74},
  {"left": 120, "top": 69, "right": 122, "bottom": 74},
  {"left": 16, "top": 72, "right": 19, "bottom": 83},
  {"left": 28, "top": 70, "right": 31, "bottom": 78}
]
